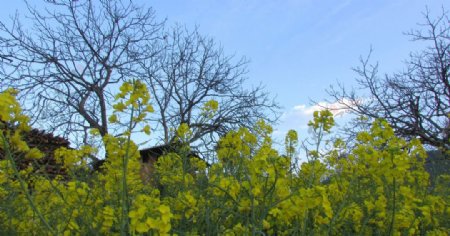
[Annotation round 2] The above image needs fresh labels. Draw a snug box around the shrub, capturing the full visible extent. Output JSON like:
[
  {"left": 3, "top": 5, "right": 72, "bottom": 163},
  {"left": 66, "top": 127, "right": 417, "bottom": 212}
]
[{"left": 0, "top": 85, "right": 448, "bottom": 235}]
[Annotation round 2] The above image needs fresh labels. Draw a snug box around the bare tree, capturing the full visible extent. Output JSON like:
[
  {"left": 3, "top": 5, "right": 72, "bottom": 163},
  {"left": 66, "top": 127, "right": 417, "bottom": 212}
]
[
  {"left": 141, "top": 26, "right": 279, "bottom": 155},
  {"left": 0, "top": 0, "right": 164, "bottom": 145},
  {"left": 0, "top": 0, "right": 279, "bottom": 159},
  {"left": 327, "top": 8, "right": 450, "bottom": 152}
]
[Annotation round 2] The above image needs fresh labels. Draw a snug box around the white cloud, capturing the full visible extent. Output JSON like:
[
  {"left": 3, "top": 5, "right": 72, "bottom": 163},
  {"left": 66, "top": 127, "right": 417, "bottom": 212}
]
[
  {"left": 291, "top": 99, "right": 357, "bottom": 118},
  {"left": 274, "top": 99, "right": 359, "bottom": 142}
]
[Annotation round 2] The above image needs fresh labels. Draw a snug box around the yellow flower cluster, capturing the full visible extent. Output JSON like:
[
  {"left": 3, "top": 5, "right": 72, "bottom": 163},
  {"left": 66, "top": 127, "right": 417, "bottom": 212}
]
[
  {"left": 128, "top": 193, "right": 173, "bottom": 235},
  {"left": 201, "top": 99, "right": 219, "bottom": 118},
  {"left": 111, "top": 79, "right": 154, "bottom": 135}
]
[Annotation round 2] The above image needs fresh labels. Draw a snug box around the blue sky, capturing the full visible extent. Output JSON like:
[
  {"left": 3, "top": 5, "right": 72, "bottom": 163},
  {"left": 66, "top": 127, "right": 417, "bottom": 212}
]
[{"left": 1, "top": 0, "right": 449, "bottom": 145}]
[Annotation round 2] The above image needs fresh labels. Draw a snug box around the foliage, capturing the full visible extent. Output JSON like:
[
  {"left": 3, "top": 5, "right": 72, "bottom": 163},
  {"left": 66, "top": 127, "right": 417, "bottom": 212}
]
[{"left": 0, "top": 88, "right": 449, "bottom": 235}]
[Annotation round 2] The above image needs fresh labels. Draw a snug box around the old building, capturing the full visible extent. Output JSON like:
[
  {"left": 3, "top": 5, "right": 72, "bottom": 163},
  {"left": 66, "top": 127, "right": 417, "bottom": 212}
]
[{"left": 0, "top": 126, "right": 70, "bottom": 178}]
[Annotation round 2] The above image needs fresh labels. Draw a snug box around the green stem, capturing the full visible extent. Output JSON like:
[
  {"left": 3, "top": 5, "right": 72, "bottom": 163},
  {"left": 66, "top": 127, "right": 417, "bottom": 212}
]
[
  {"left": 388, "top": 177, "right": 396, "bottom": 236},
  {"left": 120, "top": 91, "right": 136, "bottom": 235},
  {"left": 308, "top": 124, "right": 323, "bottom": 187}
]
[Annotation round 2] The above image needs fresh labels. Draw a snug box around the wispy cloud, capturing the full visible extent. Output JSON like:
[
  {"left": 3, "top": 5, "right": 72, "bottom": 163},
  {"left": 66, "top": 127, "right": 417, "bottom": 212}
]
[
  {"left": 290, "top": 99, "right": 356, "bottom": 118},
  {"left": 274, "top": 99, "right": 358, "bottom": 141}
]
